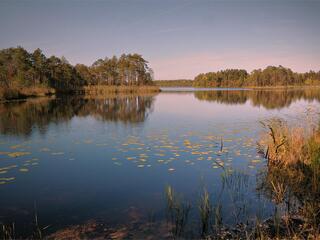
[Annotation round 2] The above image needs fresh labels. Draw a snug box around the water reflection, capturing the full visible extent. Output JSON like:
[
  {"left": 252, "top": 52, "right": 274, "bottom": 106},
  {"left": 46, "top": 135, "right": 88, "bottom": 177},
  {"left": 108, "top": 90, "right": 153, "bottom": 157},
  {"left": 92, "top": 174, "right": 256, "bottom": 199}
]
[
  {"left": 0, "top": 89, "right": 319, "bottom": 238},
  {"left": 1, "top": 89, "right": 320, "bottom": 137},
  {"left": 0, "top": 94, "right": 156, "bottom": 136},
  {"left": 194, "top": 88, "right": 320, "bottom": 109}
]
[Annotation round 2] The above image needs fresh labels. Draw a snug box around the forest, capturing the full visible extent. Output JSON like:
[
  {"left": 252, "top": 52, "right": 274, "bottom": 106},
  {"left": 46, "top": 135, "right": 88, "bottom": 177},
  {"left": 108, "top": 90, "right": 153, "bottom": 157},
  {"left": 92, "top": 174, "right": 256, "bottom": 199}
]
[
  {"left": 0, "top": 46, "right": 155, "bottom": 99},
  {"left": 193, "top": 66, "right": 320, "bottom": 87}
]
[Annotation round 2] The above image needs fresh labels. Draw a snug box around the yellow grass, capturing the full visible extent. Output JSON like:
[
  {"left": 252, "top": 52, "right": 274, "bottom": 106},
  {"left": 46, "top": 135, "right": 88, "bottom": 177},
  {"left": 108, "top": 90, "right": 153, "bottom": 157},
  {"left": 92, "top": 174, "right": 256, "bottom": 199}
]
[
  {"left": 75, "top": 85, "right": 160, "bottom": 95},
  {"left": 0, "top": 87, "right": 55, "bottom": 101},
  {"left": 260, "top": 118, "right": 320, "bottom": 166}
]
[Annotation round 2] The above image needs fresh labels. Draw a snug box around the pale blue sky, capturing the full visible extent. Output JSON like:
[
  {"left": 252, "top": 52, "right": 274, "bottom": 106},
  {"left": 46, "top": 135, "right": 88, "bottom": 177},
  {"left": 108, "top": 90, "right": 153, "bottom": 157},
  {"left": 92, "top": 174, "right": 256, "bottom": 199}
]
[{"left": 0, "top": 0, "right": 319, "bottom": 79}]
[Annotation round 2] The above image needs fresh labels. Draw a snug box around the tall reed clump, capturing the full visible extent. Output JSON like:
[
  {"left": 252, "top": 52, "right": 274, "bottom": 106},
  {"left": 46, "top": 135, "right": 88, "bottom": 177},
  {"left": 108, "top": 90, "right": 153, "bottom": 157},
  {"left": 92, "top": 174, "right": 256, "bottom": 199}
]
[
  {"left": 260, "top": 119, "right": 306, "bottom": 166},
  {"left": 258, "top": 117, "right": 320, "bottom": 238},
  {"left": 165, "top": 185, "right": 191, "bottom": 238}
]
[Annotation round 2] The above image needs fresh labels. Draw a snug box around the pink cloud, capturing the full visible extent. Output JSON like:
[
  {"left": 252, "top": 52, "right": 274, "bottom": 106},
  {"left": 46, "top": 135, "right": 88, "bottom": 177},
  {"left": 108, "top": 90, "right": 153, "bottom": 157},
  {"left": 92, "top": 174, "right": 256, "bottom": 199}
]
[{"left": 150, "top": 50, "right": 320, "bottom": 80}]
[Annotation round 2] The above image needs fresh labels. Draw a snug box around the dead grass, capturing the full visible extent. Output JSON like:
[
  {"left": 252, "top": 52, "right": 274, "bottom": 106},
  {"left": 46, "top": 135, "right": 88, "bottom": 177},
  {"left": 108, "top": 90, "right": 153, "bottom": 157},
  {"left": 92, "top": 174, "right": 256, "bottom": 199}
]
[
  {"left": 258, "top": 116, "right": 320, "bottom": 237},
  {"left": 75, "top": 85, "right": 160, "bottom": 95},
  {"left": 0, "top": 87, "right": 55, "bottom": 101},
  {"left": 259, "top": 118, "right": 319, "bottom": 166}
]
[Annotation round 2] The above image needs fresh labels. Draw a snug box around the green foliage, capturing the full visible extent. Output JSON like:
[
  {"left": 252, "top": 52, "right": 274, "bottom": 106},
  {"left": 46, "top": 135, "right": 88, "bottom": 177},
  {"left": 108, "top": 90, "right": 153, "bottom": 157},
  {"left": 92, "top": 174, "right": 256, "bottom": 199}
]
[
  {"left": 193, "top": 69, "right": 248, "bottom": 87},
  {"left": 91, "top": 54, "right": 153, "bottom": 86},
  {"left": 193, "top": 66, "right": 320, "bottom": 87},
  {"left": 0, "top": 46, "right": 154, "bottom": 92}
]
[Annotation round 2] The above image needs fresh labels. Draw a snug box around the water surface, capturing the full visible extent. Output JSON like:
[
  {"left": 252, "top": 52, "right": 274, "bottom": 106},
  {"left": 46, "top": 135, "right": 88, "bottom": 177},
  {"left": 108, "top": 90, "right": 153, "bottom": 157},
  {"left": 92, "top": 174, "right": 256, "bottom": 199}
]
[{"left": 0, "top": 88, "right": 319, "bottom": 235}]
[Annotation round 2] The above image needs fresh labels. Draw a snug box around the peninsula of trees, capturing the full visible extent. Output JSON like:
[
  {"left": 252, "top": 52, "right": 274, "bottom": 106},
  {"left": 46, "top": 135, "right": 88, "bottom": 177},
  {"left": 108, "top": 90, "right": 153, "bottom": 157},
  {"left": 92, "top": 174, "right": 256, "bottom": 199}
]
[{"left": 0, "top": 46, "right": 158, "bottom": 100}]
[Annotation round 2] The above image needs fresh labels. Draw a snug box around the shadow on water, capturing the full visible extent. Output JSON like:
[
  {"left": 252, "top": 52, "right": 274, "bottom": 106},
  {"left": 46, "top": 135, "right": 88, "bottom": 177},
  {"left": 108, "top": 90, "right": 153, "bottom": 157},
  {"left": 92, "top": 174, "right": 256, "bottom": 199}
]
[{"left": 0, "top": 93, "right": 156, "bottom": 136}]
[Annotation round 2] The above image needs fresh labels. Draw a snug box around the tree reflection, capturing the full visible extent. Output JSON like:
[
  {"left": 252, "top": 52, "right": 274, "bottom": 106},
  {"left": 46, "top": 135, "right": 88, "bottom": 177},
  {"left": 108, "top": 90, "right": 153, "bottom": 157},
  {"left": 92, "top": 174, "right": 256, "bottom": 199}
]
[
  {"left": 0, "top": 94, "right": 156, "bottom": 136},
  {"left": 194, "top": 89, "right": 320, "bottom": 109}
]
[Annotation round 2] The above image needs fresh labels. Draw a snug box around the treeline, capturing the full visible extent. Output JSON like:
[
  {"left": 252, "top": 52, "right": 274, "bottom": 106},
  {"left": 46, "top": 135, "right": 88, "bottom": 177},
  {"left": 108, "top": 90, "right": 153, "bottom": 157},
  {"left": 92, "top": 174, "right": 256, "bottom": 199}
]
[
  {"left": 0, "top": 46, "right": 154, "bottom": 91},
  {"left": 154, "top": 79, "right": 193, "bottom": 87},
  {"left": 193, "top": 66, "right": 320, "bottom": 87}
]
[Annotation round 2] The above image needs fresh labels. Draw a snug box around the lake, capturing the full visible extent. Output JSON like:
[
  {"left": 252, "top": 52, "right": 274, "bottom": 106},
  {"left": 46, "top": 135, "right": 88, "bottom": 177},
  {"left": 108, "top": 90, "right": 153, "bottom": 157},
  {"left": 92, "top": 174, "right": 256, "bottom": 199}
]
[{"left": 0, "top": 88, "right": 319, "bottom": 237}]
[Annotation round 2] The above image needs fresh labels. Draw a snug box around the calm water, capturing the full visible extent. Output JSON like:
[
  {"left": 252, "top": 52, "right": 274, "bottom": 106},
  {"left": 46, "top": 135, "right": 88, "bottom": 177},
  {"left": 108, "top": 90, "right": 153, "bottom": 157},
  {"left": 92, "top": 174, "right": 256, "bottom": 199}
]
[{"left": 0, "top": 88, "right": 319, "bottom": 235}]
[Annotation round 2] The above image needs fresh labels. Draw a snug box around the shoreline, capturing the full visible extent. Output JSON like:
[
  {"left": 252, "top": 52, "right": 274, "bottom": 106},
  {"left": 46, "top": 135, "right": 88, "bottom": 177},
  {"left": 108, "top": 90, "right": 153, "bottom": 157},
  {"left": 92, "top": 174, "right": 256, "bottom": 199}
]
[
  {"left": 1, "top": 85, "right": 319, "bottom": 102},
  {"left": 0, "top": 85, "right": 161, "bottom": 102}
]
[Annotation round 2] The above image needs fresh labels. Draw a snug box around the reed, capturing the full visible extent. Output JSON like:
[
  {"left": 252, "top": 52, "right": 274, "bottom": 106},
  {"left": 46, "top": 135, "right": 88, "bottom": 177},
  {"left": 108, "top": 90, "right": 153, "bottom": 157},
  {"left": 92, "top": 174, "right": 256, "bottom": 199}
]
[
  {"left": 198, "top": 188, "right": 212, "bottom": 237},
  {"left": 165, "top": 185, "right": 191, "bottom": 238}
]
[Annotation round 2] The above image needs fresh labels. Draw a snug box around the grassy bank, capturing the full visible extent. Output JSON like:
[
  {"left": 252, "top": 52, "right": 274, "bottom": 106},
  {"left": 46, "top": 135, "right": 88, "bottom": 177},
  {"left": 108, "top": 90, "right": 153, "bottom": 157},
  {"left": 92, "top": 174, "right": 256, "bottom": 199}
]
[
  {"left": 0, "top": 85, "right": 160, "bottom": 101},
  {"left": 72, "top": 85, "right": 160, "bottom": 95},
  {"left": 0, "top": 87, "right": 56, "bottom": 101}
]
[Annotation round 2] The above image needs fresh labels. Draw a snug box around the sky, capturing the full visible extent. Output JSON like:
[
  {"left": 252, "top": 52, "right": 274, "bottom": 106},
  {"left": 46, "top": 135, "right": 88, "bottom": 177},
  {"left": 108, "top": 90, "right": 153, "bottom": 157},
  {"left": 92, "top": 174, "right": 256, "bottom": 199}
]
[{"left": 0, "top": 0, "right": 319, "bottom": 80}]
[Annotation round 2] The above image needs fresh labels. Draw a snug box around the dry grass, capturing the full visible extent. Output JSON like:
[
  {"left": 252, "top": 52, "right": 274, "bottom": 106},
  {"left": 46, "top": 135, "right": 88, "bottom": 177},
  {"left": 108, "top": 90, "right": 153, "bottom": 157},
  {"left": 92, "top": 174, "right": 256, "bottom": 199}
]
[
  {"left": 0, "top": 85, "right": 159, "bottom": 101},
  {"left": 0, "top": 87, "right": 55, "bottom": 101},
  {"left": 259, "top": 118, "right": 319, "bottom": 166},
  {"left": 75, "top": 85, "right": 160, "bottom": 95},
  {"left": 258, "top": 116, "right": 320, "bottom": 237},
  {"left": 19, "top": 86, "right": 55, "bottom": 97}
]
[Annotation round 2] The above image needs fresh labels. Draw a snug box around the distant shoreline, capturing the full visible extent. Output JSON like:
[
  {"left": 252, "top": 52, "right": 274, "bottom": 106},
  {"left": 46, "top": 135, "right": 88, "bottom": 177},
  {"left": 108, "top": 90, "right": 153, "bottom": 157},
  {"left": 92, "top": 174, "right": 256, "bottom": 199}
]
[{"left": 159, "top": 85, "right": 320, "bottom": 90}]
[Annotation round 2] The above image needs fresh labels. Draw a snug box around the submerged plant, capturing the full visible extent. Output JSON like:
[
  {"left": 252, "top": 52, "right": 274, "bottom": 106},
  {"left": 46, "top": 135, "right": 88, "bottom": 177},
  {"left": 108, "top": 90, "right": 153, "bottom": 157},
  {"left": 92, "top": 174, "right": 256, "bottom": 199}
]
[
  {"left": 221, "top": 169, "right": 250, "bottom": 224},
  {"left": 165, "top": 185, "right": 191, "bottom": 238}
]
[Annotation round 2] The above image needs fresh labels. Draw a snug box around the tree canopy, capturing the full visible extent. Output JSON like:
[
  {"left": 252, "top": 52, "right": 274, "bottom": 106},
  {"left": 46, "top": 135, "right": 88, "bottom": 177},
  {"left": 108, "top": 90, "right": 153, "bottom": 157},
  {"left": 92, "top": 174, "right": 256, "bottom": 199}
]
[
  {"left": 0, "top": 47, "right": 154, "bottom": 90},
  {"left": 193, "top": 66, "right": 320, "bottom": 87}
]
